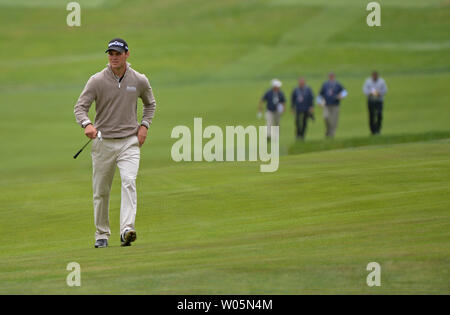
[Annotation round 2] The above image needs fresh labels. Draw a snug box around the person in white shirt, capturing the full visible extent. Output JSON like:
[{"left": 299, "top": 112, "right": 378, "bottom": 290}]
[{"left": 363, "top": 71, "right": 387, "bottom": 135}]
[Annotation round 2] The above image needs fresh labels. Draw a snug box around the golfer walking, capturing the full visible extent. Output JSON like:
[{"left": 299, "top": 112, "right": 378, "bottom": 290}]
[{"left": 74, "top": 38, "right": 157, "bottom": 248}]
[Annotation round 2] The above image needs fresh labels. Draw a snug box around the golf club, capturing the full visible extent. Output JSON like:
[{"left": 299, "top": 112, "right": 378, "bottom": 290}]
[{"left": 73, "top": 131, "right": 101, "bottom": 159}]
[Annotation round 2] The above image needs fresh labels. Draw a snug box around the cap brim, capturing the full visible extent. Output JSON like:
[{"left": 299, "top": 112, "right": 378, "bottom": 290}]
[{"left": 105, "top": 47, "right": 126, "bottom": 53}]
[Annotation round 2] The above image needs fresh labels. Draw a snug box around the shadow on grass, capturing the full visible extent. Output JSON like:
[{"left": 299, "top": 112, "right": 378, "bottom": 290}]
[{"left": 288, "top": 130, "right": 450, "bottom": 155}]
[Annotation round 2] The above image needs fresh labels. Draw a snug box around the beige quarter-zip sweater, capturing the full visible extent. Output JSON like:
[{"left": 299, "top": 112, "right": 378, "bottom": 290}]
[{"left": 74, "top": 62, "right": 156, "bottom": 139}]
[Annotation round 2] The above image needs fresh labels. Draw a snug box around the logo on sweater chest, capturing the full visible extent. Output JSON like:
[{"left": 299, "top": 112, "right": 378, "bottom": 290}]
[{"left": 126, "top": 86, "right": 137, "bottom": 92}]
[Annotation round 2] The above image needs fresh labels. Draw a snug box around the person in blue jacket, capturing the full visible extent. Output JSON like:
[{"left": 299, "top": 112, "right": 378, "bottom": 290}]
[
  {"left": 319, "top": 72, "right": 347, "bottom": 138},
  {"left": 258, "top": 79, "right": 286, "bottom": 140},
  {"left": 291, "top": 77, "right": 314, "bottom": 140}
]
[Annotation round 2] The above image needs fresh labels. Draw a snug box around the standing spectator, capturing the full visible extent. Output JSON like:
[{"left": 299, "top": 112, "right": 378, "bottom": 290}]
[
  {"left": 319, "top": 72, "right": 347, "bottom": 138},
  {"left": 363, "top": 71, "right": 387, "bottom": 135},
  {"left": 258, "top": 79, "right": 285, "bottom": 140},
  {"left": 291, "top": 77, "right": 314, "bottom": 140}
]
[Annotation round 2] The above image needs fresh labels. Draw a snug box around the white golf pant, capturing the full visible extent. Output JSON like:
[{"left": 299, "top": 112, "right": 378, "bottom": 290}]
[
  {"left": 323, "top": 105, "right": 340, "bottom": 138},
  {"left": 91, "top": 135, "right": 140, "bottom": 240},
  {"left": 265, "top": 111, "right": 281, "bottom": 139}
]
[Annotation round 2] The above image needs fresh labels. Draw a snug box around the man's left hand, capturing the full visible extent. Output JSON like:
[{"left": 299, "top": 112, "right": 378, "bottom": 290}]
[{"left": 137, "top": 125, "right": 148, "bottom": 147}]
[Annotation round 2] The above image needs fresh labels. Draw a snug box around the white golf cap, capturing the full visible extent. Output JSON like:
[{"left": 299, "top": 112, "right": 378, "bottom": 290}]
[{"left": 271, "top": 79, "right": 282, "bottom": 88}]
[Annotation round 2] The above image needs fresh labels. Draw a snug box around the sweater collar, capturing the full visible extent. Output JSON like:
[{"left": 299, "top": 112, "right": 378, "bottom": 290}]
[{"left": 107, "top": 62, "right": 131, "bottom": 78}]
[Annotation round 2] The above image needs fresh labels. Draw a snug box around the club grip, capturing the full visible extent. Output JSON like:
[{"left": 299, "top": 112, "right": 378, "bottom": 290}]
[{"left": 73, "top": 149, "right": 83, "bottom": 159}]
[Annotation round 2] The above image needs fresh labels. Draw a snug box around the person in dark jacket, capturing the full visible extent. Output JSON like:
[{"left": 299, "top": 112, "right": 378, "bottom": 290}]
[
  {"left": 319, "top": 72, "right": 347, "bottom": 138},
  {"left": 291, "top": 77, "right": 314, "bottom": 140},
  {"left": 258, "top": 79, "right": 285, "bottom": 140}
]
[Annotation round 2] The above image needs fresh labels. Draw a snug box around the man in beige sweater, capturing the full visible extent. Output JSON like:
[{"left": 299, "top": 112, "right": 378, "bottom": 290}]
[{"left": 74, "top": 38, "right": 157, "bottom": 248}]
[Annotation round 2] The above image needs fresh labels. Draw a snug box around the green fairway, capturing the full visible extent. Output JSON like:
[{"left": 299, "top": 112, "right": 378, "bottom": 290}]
[
  {"left": 289, "top": 131, "right": 450, "bottom": 155},
  {"left": 1, "top": 141, "right": 449, "bottom": 294},
  {"left": 0, "top": 0, "right": 449, "bottom": 294}
]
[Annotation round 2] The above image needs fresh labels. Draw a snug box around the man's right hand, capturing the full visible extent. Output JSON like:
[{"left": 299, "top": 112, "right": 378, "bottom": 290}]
[{"left": 84, "top": 124, "right": 98, "bottom": 139}]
